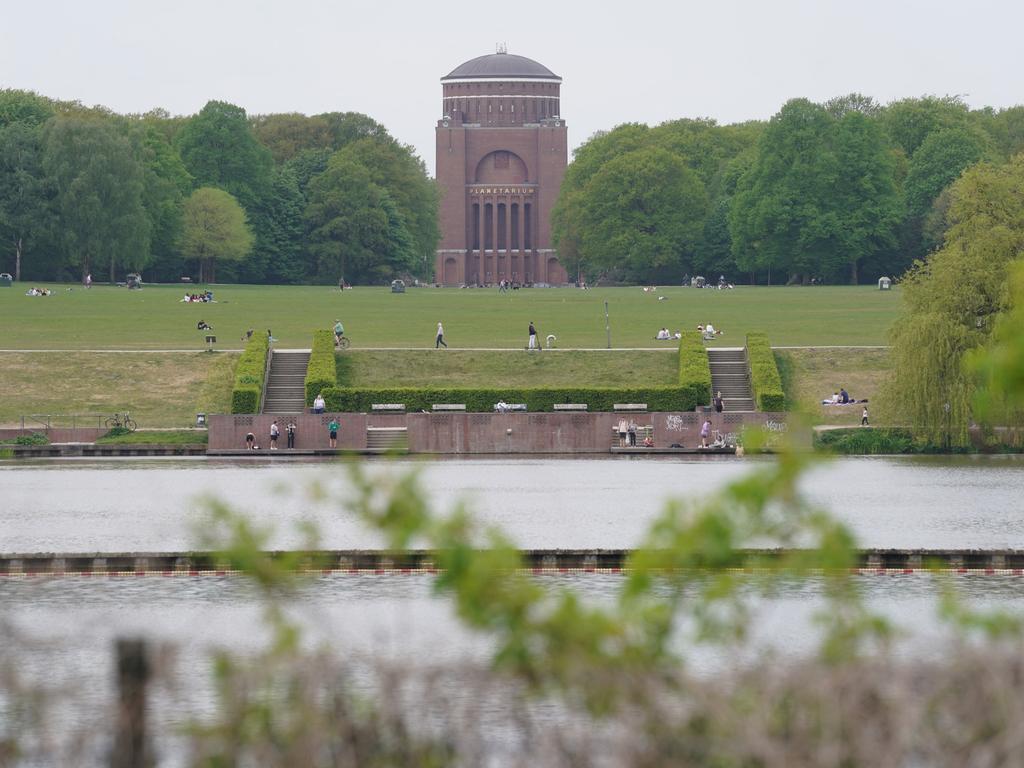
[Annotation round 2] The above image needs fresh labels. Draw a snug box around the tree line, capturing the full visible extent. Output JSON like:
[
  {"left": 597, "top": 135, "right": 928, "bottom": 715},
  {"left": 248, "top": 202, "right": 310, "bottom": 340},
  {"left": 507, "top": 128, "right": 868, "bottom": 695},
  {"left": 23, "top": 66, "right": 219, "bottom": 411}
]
[
  {"left": 0, "top": 90, "right": 438, "bottom": 285},
  {"left": 553, "top": 94, "right": 1024, "bottom": 285}
]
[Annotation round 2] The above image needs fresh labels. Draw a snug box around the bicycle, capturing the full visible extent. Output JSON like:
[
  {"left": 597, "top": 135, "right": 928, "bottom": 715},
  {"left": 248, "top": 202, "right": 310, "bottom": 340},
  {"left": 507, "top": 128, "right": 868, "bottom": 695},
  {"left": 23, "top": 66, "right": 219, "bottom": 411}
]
[
  {"left": 335, "top": 334, "right": 351, "bottom": 350},
  {"left": 104, "top": 412, "right": 138, "bottom": 432}
]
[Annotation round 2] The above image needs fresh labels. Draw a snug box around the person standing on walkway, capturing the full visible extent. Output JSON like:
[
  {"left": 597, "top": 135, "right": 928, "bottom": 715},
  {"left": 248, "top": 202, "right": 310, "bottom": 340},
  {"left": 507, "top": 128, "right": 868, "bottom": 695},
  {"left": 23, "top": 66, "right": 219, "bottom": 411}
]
[
  {"left": 528, "top": 321, "right": 538, "bottom": 350},
  {"left": 286, "top": 420, "right": 296, "bottom": 449},
  {"left": 714, "top": 391, "right": 724, "bottom": 413},
  {"left": 436, "top": 321, "right": 448, "bottom": 348},
  {"left": 700, "top": 419, "right": 711, "bottom": 448},
  {"left": 269, "top": 420, "right": 280, "bottom": 450},
  {"left": 328, "top": 418, "right": 339, "bottom": 449},
  {"left": 628, "top": 420, "right": 637, "bottom": 447},
  {"left": 861, "top": 406, "right": 869, "bottom": 426},
  {"left": 313, "top": 393, "right": 325, "bottom": 414}
]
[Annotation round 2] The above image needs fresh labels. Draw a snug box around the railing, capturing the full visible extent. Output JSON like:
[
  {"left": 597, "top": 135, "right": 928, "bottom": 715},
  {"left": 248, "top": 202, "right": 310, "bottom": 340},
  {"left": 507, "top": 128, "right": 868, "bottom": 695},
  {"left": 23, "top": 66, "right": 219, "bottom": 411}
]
[{"left": 20, "top": 413, "right": 111, "bottom": 431}]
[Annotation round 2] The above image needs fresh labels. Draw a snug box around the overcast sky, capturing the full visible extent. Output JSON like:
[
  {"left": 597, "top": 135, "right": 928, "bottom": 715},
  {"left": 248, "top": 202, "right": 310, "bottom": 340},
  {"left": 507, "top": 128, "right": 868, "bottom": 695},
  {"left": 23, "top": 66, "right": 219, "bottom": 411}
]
[{"left": 3, "top": 0, "right": 1022, "bottom": 174}]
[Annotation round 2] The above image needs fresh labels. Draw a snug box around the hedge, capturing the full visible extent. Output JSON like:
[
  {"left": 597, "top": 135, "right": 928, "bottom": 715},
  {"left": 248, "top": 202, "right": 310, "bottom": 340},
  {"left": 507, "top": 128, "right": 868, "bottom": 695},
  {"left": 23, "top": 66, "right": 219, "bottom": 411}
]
[
  {"left": 746, "top": 333, "right": 785, "bottom": 411},
  {"left": 230, "top": 334, "right": 270, "bottom": 414},
  {"left": 305, "top": 329, "right": 337, "bottom": 406},
  {"left": 318, "top": 386, "right": 703, "bottom": 414},
  {"left": 678, "top": 331, "right": 712, "bottom": 407}
]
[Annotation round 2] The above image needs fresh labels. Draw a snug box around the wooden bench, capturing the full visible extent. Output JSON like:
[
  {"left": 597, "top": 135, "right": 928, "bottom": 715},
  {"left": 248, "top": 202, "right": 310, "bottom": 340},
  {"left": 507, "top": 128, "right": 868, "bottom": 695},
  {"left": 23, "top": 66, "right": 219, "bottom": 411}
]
[
  {"left": 432, "top": 404, "right": 466, "bottom": 411},
  {"left": 371, "top": 403, "right": 406, "bottom": 412},
  {"left": 613, "top": 403, "right": 648, "bottom": 412},
  {"left": 553, "top": 403, "right": 588, "bottom": 411},
  {"left": 494, "top": 403, "right": 527, "bottom": 412}
]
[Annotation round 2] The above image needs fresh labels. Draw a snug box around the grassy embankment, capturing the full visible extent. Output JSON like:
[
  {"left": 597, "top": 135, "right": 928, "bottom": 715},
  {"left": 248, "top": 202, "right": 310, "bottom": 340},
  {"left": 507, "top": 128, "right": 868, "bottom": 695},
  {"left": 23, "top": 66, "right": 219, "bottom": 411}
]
[
  {"left": 0, "top": 284, "right": 898, "bottom": 426},
  {"left": 774, "top": 347, "right": 892, "bottom": 426}
]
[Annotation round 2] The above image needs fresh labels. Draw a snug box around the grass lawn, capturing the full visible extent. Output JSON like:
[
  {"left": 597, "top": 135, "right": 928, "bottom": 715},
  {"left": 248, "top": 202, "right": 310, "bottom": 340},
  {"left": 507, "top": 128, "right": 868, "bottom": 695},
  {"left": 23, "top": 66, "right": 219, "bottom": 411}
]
[
  {"left": 0, "top": 351, "right": 237, "bottom": 428},
  {"left": 337, "top": 350, "right": 679, "bottom": 387},
  {"left": 95, "top": 429, "right": 208, "bottom": 444},
  {"left": 0, "top": 283, "right": 900, "bottom": 350},
  {"left": 775, "top": 348, "right": 892, "bottom": 425}
]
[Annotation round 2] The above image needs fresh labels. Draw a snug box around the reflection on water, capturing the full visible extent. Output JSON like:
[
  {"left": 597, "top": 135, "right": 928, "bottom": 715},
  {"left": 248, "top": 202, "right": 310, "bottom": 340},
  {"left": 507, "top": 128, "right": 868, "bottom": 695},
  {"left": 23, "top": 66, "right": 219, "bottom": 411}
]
[{"left": 2, "top": 454, "right": 1024, "bottom": 551}]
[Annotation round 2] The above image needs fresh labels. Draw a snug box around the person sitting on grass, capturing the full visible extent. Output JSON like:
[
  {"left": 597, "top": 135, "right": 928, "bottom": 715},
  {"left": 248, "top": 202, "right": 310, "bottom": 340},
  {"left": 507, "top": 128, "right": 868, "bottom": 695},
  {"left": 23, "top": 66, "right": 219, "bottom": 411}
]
[{"left": 197, "top": 320, "right": 212, "bottom": 331}]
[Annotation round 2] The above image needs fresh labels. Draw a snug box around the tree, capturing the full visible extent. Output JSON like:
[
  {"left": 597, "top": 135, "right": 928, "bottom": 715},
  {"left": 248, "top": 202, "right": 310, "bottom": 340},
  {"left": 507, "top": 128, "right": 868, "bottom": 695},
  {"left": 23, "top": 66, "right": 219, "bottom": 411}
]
[
  {"left": 251, "top": 167, "right": 307, "bottom": 284},
  {"left": 0, "top": 89, "right": 54, "bottom": 129},
  {"left": 305, "top": 156, "right": 417, "bottom": 283},
  {"left": 137, "top": 125, "right": 192, "bottom": 281},
  {"left": 332, "top": 136, "right": 438, "bottom": 278},
  {"left": 730, "top": 99, "right": 837, "bottom": 284},
  {"left": 904, "top": 127, "right": 989, "bottom": 218},
  {"left": 729, "top": 100, "right": 900, "bottom": 284},
  {"left": 180, "top": 187, "right": 254, "bottom": 283},
  {"left": 825, "top": 111, "right": 902, "bottom": 283},
  {"left": 42, "top": 117, "right": 149, "bottom": 282},
  {"left": 176, "top": 101, "right": 272, "bottom": 208},
  {"left": 575, "top": 146, "right": 707, "bottom": 282},
  {"left": 880, "top": 95, "right": 971, "bottom": 158},
  {"left": 0, "top": 122, "right": 52, "bottom": 281},
  {"left": 250, "top": 113, "right": 333, "bottom": 164},
  {"left": 887, "top": 156, "right": 1024, "bottom": 446},
  {"left": 316, "top": 111, "right": 388, "bottom": 151}
]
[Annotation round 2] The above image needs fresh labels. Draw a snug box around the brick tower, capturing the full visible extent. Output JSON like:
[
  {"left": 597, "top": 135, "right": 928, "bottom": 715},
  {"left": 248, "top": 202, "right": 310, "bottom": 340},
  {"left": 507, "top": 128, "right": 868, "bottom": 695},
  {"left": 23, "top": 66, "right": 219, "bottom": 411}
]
[{"left": 434, "top": 49, "right": 569, "bottom": 286}]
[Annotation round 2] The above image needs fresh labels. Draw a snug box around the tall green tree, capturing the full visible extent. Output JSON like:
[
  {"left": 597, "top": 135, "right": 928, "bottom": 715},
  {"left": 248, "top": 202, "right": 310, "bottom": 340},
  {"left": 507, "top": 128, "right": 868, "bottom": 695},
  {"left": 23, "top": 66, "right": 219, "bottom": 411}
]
[
  {"left": 254, "top": 167, "right": 307, "bottom": 284},
  {"left": 305, "top": 156, "right": 417, "bottom": 284},
  {"left": 176, "top": 101, "right": 272, "bottom": 209},
  {"left": 137, "top": 125, "right": 193, "bottom": 281},
  {"left": 250, "top": 113, "right": 333, "bottom": 164},
  {"left": 880, "top": 95, "right": 971, "bottom": 158},
  {"left": 825, "top": 111, "right": 902, "bottom": 283},
  {"left": 0, "top": 89, "right": 54, "bottom": 128},
  {"left": 887, "top": 156, "right": 1024, "bottom": 446},
  {"left": 904, "top": 127, "right": 989, "bottom": 219},
  {"left": 180, "top": 187, "right": 254, "bottom": 283},
  {"left": 575, "top": 146, "right": 707, "bottom": 282},
  {"left": 332, "top": 136, "right": 438, "bottom": 278},
  {"left": 42, "top": 117, "right": 149, "bottom": 282},
  {"left": 0, "top": 122, "right": 53, "bottom": 282},
  {"left": 729, "top": 99, "right": 837, "bottom": 284}
]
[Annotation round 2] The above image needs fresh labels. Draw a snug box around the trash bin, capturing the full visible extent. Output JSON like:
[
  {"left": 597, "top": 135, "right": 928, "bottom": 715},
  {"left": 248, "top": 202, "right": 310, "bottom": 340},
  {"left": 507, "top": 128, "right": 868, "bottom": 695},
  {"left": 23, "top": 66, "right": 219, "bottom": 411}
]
[
  {"left": 0, "top": 273, "right": 12, "bottom": 287},
  {"left": 196, "top": 413, "right": 207, "bottom": 427}
]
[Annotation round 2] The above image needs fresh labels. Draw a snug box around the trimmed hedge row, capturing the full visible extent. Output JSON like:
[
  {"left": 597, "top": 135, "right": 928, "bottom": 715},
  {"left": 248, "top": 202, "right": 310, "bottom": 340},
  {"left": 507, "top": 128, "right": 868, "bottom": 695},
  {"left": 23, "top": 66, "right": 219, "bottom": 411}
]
[
  {"left": 230, "top": 334, "right": 270, "bottom": 414},
  {"left": 305, "top": 329, "right": 337, "bottom": 406},
  {"left": 678, "top": 331, "right": 712, "bottom": 406},
  {"left": 318, "top": 386, "right": 702, "bottom": 414},
  {"left": 746, "top": 333, "right": 785, "bottom": 411}
]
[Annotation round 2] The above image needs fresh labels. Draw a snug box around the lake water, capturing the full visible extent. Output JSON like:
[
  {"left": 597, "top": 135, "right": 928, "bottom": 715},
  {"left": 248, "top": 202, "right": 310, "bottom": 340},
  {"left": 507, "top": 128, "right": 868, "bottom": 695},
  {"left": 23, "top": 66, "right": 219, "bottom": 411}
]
[
  {"left": 2, "top": 454, "right": 1024, "bottom": 551},
  {"left": 3, "top": 455, "right": 1024, "bottom": 765}
]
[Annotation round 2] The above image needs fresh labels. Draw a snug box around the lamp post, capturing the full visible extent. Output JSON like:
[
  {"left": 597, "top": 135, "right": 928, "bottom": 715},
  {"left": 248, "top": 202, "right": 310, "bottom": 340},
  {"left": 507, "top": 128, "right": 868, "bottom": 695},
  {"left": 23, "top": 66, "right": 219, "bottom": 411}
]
[{"left": 604, "top": 301, "right": 611, "bottom": 349}]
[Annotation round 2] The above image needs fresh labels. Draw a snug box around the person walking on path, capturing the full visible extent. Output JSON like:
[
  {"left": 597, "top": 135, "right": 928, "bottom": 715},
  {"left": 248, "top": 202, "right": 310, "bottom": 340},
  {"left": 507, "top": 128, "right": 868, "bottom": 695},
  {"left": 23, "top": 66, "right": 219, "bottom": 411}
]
[
  {"left": 861, "top": 406, "right": 869, "bottom": 426},
  {"left": 435, "top": 321, "right": 448, "bottom": 348},
  {"left": 286, "top": 420, "right": 296, "bottom": 449},
  {"left": 713, "top": 391, "right": 724, "bottom": 413},
  {"left": 269, "top": 420, "right": 279, "bottom": 450},
  {"left": 700, "top": 419, "right": 711, "bottom": 448},
  {"left": 328, "top": 418, "right": 339, "bottom": 449},
  {"left": 528, "top": 321, "right": 538, "bottom": 350}
]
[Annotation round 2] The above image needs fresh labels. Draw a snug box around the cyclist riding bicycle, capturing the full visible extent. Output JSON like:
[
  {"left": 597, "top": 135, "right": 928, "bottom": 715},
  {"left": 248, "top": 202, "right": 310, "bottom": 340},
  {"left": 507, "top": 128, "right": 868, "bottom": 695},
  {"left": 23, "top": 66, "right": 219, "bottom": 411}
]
[{"left": 333, "top": 319, "right": 345, "bottom": 346}]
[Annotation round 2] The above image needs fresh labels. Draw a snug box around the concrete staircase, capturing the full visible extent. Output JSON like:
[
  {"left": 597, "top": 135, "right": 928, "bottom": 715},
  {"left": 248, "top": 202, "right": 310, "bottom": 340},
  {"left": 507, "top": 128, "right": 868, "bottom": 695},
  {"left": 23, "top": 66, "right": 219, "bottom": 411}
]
[
  {"left": 707, "top": 347, "right": 755, "bottom": 412},
  {"left": 366, "top": 427, "right": 408, "bottom": 453},
  {"left": 261, "top": 350, "right": 310, "bottom": 414}
]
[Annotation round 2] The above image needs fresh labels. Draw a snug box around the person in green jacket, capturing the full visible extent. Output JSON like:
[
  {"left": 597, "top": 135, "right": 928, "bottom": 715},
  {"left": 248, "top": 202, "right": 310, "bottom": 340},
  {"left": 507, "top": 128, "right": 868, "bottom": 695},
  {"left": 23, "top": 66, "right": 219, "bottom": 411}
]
[{"left": 328, "top": 418, "right": 339, "bottom": 448}]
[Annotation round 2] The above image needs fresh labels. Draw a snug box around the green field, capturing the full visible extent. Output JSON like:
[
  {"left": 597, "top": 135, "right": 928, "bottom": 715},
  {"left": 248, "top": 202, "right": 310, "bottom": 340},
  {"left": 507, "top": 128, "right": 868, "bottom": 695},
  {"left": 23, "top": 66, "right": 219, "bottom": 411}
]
[{"left": 0, "top": 283, "right": 899, "bottom": 350}]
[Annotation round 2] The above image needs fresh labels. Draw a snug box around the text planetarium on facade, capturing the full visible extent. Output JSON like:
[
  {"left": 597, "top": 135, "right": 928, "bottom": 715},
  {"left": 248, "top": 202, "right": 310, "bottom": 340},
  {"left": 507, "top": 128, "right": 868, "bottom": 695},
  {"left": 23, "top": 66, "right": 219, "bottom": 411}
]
[{"left": 434, "top": 49, "right": 569, "bottom": 286}]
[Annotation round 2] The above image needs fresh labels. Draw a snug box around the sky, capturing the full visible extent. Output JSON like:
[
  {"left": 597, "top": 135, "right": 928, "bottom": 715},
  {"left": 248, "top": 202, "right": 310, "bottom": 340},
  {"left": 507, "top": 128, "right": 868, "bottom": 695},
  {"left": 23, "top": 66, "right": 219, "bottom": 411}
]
[{"left": 3, "top": 0, "right": 1023, "bottom": 174}]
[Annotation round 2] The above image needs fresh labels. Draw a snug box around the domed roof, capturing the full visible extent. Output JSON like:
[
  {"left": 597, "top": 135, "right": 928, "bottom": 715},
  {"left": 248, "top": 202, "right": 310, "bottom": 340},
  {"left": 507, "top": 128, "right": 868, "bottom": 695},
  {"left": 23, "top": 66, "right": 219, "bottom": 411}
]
[{"left": 443, "top": 52, "right": 560, "bottom": 81}]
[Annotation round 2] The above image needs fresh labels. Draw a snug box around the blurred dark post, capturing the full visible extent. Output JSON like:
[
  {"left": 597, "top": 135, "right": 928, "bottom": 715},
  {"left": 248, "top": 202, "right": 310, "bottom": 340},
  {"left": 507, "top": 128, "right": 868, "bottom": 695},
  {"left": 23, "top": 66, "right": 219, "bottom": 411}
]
[{"left": 111, "top": 638, "right": 151, "bottom": 768}]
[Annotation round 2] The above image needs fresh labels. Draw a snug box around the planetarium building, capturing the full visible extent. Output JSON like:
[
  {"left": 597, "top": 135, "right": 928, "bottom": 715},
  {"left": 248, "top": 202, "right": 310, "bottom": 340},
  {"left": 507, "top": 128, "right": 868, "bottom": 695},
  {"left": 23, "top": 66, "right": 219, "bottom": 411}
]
[{"left": 434, "top": 50, "right": 569, "bottom": 286}]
